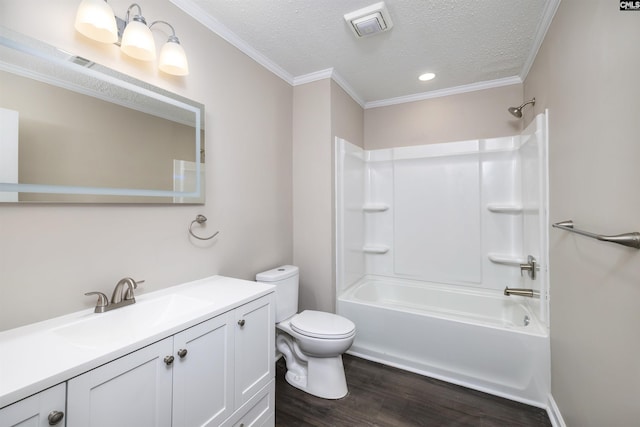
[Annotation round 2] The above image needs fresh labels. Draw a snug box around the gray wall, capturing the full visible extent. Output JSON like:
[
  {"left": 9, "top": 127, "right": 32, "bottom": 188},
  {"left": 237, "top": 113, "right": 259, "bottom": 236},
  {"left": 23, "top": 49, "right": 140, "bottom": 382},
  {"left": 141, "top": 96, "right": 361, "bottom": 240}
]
[
  {"left": 364, "top": 84, "right": 523, "bottom": 149},
  {"left": 292, "top": 78, "right": 364, "bottom": 314},
  {"left": 525, "top": 1, "right": 640, "bottom": 425},
  {"left": 292, "top": 79, "right": 333, "bottom": 313}
]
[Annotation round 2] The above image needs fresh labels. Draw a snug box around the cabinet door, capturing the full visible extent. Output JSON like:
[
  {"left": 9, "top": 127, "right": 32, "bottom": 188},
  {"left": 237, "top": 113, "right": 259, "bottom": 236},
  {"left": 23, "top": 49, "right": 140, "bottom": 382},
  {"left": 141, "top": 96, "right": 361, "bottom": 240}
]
[
  {"left": 66, "top": 338, "right": 173, "bottom": 427},
  {"left": 172, "top": 313, "right": 234, "bottom": 427},
  {"left": 234, "top": 295, "right": 275, "bottom": 408},
  {"left": 0, "top": 383, "right": 66, "bottom": 427}
]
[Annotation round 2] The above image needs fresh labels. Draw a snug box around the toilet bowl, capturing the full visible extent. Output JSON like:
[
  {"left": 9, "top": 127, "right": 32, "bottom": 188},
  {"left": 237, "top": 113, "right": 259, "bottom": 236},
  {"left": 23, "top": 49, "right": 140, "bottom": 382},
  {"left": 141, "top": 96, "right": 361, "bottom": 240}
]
[
  {"left": 276, "top": 310, "right": 355, "bottom": 399},
  {"left": 256, "top": 266, "right": 356, "bottom": 399}
]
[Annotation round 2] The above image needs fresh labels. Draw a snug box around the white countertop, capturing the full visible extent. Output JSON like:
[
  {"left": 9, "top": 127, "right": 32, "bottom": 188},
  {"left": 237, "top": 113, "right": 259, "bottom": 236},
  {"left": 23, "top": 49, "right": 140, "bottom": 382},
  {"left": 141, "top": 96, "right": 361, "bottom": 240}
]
[{"left": 0, "top": 275, "right": 274, "bottom": 408}]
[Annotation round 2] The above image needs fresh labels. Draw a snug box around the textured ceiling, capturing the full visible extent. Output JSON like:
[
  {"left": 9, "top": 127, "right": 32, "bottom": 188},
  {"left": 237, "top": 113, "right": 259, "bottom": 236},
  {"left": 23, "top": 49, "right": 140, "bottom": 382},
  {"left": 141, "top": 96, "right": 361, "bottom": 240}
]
[{"left": 173, "top": 0, "right": 555, "bottom": 106}]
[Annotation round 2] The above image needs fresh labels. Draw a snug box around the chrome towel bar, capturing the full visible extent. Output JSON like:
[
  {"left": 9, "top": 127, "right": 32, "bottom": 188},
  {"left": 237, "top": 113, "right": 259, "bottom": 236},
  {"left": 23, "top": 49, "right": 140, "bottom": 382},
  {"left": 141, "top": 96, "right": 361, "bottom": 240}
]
[{"left": 552, "top": 220, "right": 640, "bottom": 249}]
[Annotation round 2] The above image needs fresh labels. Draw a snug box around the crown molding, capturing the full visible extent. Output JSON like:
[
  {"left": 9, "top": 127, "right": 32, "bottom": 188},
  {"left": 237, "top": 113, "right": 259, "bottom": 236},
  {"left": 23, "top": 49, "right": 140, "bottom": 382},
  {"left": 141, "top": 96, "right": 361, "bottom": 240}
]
[
  {"left": 289, "top": 69, "right": 366, "bottom": 108},
  {"left": 292, "top": 68, "right": 334, "bottom": 86},
  {"left": 364, "top": 76, "right": 523, "bottom": 109},
  {"left": 520, "top": 0, "right": 561, "bottom": 82},
  {"left": 330, "top": 70, "right": 366, "bottom": 108}
]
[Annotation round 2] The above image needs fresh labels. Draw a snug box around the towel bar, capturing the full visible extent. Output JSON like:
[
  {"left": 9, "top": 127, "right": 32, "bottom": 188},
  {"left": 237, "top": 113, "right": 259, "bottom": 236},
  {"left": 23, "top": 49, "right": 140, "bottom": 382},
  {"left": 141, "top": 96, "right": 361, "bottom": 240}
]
[{"left": 552, "top": 220, "right": 640, "bottom": 249}]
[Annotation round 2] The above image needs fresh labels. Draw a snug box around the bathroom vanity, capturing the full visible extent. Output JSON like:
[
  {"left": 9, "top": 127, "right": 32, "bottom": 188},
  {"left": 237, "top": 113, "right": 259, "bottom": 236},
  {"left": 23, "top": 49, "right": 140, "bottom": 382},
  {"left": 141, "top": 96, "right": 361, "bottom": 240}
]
[{"left": 0, "top": 276, "right": 275, "bottom": 427}]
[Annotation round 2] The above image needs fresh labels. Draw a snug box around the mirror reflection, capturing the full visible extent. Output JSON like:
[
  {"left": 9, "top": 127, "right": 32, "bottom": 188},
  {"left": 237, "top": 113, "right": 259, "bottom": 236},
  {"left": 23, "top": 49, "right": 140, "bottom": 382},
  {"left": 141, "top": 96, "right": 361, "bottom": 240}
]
[{"left": 0, "top": 28, "right": 205, "bottom": 204}]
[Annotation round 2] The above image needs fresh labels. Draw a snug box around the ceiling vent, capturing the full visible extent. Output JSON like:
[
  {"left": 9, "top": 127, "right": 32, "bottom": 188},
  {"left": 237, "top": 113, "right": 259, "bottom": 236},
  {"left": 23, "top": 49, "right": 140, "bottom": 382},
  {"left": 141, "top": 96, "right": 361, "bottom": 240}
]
[{"left": 344, "top": 2, "right": 393, "bottom": 38}]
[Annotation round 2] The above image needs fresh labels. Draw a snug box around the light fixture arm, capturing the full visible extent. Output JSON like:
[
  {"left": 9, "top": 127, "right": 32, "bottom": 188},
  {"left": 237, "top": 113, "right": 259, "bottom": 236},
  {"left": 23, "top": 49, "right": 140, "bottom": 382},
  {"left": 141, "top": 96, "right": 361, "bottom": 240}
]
[
  {"left": 125, "top": 3, "right": 145, "bottom": 24},
  {"left": 150, "top": 20, "right": 180, "bottom": 43}
]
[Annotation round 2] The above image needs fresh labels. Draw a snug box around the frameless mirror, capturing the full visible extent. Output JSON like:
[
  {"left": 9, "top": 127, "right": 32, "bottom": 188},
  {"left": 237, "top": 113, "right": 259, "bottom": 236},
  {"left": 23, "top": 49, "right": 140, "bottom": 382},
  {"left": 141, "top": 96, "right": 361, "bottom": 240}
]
[{"left": 0, "top": 28, "right": 204, "bottom": 203}]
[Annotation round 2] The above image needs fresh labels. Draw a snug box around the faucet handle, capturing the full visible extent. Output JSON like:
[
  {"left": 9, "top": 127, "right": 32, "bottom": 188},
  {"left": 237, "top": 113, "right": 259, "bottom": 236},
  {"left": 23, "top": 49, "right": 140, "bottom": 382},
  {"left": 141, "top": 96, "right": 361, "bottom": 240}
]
[
  {"left": 519, "top": 255, "right": 537, "bottom": 280},
  {"left": 85, "top": 292, "right": 109, "bottom": 313}
]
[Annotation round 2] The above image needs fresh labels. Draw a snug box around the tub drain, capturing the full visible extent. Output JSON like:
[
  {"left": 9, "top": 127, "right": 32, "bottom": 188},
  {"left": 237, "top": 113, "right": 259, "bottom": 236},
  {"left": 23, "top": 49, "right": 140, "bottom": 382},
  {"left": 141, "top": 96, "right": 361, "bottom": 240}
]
[{"left": 523, "top": 315, "right": 530, "bottom": 326}]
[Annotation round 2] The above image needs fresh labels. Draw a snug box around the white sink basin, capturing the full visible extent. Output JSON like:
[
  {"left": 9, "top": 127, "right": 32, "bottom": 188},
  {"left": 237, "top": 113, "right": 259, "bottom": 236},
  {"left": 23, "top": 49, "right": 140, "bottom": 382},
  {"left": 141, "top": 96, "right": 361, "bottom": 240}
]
[{"left": 51, "top": 294, "right": 210, "bottom": 349}]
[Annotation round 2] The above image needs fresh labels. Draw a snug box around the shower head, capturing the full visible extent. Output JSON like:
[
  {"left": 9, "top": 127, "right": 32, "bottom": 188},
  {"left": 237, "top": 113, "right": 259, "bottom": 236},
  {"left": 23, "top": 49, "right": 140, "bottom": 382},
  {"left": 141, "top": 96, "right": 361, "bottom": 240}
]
[{"left": 508, "top": 98, "right": 536, "bottom": 118}]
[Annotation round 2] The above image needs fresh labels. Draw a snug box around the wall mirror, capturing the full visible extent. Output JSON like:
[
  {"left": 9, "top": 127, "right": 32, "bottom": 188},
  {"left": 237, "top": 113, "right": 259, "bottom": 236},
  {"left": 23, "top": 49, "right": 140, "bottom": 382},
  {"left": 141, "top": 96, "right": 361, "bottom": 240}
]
[{"left": 0, "top": 28, "right": 204, "bottom": 204}]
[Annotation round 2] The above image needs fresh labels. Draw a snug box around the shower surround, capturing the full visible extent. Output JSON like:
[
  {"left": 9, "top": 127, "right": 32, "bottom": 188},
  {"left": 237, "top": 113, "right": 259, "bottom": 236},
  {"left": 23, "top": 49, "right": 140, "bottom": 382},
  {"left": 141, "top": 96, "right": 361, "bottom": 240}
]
[{"left": 335, "top": 113, "right": 550, "bottom": 406}]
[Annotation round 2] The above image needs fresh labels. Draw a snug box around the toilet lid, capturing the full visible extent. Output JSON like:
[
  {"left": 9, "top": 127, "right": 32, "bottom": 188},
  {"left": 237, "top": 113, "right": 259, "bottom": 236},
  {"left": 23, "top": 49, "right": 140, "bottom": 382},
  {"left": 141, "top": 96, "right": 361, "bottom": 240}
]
[{"left": 290, "top": 310, "right": 356, "bottom": 339}]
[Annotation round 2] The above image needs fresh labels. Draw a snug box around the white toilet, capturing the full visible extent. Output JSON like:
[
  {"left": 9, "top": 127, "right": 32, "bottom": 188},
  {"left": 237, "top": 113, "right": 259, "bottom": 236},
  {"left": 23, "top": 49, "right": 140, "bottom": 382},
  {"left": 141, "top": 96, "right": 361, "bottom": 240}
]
[{"left": 256, "top": 265, "right": 356, "bottom": 399}]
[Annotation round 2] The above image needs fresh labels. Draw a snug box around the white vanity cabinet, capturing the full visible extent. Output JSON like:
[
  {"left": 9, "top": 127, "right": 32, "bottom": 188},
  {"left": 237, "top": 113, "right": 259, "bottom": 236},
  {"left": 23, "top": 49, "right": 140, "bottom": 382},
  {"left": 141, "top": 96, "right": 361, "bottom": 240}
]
[
  {"left": 0, "top": 277, "right": 275, "bottom": 427},
  {"left": 0, "top": 384, "right": 66, "bottom": 427},
  {"left": 64, "top": 294, "right": 273, "bottom": 427}
]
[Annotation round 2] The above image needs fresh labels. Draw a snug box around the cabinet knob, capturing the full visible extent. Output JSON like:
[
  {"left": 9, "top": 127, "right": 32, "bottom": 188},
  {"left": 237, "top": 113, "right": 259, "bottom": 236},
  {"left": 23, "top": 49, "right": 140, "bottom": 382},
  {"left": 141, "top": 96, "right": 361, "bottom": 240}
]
[
  {"left": 177, "top": 348, "right": 188, "bottom": 358},
  {"left": 164, "top": 355, "right": 175, "bottom": 366},
  {"left": 48, "top": 410, "right": 64, "bottom": 425},
  {"left": 238, "top": 319, "right": 246, "bottom": 327}
]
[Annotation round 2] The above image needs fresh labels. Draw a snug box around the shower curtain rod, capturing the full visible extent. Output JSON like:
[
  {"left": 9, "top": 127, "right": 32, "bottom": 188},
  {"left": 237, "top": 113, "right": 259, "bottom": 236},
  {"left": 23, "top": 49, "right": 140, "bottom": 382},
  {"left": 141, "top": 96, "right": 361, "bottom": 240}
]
[{"left": 552, "top": 220, "right": 640, "bottom": 249}]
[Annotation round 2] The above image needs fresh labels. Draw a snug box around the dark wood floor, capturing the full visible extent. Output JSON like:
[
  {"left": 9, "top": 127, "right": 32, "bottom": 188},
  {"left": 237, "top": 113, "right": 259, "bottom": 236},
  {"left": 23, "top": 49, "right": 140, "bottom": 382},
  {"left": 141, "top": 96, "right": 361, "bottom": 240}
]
[{"left": 275, "top": 354, "right": 551, "bottom": 427}]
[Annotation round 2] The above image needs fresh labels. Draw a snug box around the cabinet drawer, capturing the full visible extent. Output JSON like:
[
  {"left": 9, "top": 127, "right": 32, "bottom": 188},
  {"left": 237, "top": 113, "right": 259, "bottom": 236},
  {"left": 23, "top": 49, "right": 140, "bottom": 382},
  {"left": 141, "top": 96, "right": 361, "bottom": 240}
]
[{"left": 222, "top": 379, "right": 274, "bottom": 427}]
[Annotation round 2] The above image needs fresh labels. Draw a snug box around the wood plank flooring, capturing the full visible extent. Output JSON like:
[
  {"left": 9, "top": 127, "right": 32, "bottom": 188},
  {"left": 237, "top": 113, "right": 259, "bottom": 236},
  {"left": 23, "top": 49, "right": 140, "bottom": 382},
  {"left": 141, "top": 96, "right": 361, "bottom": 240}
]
[{"left": 275, "top": 354, "right": 551, "bottom": 427}]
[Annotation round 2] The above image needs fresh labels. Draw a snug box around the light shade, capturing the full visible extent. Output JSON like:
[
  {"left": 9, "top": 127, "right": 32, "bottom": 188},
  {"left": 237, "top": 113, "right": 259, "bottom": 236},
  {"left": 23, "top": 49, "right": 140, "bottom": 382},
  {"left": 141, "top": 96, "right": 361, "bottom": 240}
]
[
  {"left": 159, "top": 40, "right": 189, "bottom": 76},
  {"left": 74, "top": 0, "right": 118, "bottom": 44},
  {"left": 121, "top": 18, "right": 156, "bottom": 61}
]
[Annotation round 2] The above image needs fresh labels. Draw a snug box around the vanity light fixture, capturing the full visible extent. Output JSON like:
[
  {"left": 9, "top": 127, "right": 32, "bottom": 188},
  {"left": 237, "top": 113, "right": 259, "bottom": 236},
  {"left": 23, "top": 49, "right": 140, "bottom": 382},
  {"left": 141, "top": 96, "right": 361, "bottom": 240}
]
[{"left": 74, "top": 1, "right": 189, "bottom": 75}]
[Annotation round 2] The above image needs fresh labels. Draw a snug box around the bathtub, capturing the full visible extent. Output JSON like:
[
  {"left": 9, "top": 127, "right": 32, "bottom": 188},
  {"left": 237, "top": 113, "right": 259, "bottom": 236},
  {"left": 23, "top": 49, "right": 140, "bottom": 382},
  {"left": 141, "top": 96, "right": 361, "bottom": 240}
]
[{"left": 337, "top": 276, "right": 550, "bottom": 407}]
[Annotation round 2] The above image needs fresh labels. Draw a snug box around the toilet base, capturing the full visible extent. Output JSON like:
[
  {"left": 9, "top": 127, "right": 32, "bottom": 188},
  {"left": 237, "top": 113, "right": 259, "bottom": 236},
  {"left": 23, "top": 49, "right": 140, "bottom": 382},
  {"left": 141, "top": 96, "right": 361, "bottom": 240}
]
[{"left": 284, "top": 354, "right": 348, "bottom": 399}]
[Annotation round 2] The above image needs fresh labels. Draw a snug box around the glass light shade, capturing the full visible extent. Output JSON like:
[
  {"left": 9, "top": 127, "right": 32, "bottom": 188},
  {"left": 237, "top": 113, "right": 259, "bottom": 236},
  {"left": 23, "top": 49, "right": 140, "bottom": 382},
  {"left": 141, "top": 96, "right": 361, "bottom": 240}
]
[
  {"left": 74, "top": 0, "right": 118, "bottom": 44},
  {"left": 159, "top": 41, "right": 189, "bottom": 76},
  {"left": 121, "top": 20, "right": 156, "bottom": 61}
]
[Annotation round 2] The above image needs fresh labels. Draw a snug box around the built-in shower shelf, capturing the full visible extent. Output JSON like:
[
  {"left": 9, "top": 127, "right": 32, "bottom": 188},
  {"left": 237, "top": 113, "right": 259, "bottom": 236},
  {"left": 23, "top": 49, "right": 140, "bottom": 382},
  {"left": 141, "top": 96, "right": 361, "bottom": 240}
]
[
  {"left": 486, "top": 204, "right": 523, "bottom": 214},
  {"left": 363, "top": 203, "right": 390, "bottom": 212},
  {"left": 487, "top": 253, "right": 526, "bottom": 266},
  {"left": 363, "top": 245, "right": 390, "bottom": 254}
]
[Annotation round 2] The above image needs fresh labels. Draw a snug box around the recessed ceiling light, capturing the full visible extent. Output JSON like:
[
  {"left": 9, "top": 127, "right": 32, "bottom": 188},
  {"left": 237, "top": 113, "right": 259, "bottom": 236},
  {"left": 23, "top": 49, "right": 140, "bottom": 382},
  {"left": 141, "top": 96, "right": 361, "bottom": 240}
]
[{"left": 418, "top": 72, "right": 436, "bottom": 81}]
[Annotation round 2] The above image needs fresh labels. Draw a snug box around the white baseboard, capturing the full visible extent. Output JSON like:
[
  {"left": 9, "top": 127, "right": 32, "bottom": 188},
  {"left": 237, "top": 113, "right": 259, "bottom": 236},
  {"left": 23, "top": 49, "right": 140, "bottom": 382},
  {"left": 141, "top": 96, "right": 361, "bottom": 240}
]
[{"left": 547, "top": 394, "right": 566, "bottom": 427}]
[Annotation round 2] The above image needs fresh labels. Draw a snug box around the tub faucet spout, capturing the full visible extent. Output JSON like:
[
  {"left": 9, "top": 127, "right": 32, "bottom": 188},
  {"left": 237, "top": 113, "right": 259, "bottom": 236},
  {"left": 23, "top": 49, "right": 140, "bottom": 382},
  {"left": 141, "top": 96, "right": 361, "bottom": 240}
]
[{"left": 504, "top": 287, "right": 540, "bottom": 298}]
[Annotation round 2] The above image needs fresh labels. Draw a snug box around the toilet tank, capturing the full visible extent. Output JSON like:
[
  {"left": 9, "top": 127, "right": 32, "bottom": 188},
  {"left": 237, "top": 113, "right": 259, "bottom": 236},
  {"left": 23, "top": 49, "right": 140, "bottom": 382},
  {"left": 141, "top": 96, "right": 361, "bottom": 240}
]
[{"left": 256, "top": 265, "right": 299, "bottom": 323}]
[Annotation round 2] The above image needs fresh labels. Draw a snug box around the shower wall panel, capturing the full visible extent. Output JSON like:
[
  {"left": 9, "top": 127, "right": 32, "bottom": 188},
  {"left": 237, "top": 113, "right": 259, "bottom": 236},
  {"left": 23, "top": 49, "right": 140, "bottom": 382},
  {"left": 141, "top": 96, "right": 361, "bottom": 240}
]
[
  {"left": 336, "top": 114, "right": 548, "bottom": 302},
  {"left": 393, "top": 154, "right": 481, "bottom": 285},
  {"left": 357, "top": 138, "right": 526, "bottom": 291}
]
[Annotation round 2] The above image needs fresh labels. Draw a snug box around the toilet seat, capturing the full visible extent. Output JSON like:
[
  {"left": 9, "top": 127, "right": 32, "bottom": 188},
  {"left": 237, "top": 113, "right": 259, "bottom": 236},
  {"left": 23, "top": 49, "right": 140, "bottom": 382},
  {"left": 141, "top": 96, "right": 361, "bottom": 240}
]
[{"left": 290, "top": 310, "right": 355, "bottom": 340}]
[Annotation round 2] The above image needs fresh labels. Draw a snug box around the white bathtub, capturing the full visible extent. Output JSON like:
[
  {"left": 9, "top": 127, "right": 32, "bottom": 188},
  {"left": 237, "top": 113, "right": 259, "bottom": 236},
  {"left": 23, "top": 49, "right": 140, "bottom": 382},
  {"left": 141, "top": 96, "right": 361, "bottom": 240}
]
[{"left": 338, "top": 276, "right": 550, "bottom": 407}]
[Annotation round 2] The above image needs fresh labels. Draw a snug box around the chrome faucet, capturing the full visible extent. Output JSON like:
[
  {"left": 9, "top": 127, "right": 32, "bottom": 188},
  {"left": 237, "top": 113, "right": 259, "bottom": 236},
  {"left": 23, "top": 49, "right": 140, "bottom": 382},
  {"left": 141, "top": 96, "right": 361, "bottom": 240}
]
[
  {"left": 85, "top": 277, "right": 144, "bottom": 313},
  {"left": 111, "top": 277, "right": 138, "bottom": 305},
  {"left": 504, "top": 287, "right": 540, "bottom": 298}
]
